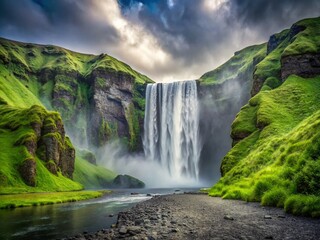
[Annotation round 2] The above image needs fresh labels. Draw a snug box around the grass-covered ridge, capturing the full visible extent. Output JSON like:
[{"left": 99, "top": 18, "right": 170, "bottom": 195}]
[
  {"left": 0, "top": 37, "right": 153, "bottom": 151},
  {"left": 210, "top": 17, "right": 320, "bottom": 217},
  {"left": 0, "top": 37, "right": 148, "bottom": 196},
  {"left": 252, "top": 16, "right": 320, "bottom": 95},
  {"left": 200, "top": 43, "right": 266, "bottom": 85},
  {"left": 210, "top": 76, "right": 320, "bottom": 217},
  {"left": 0, "top": 37, "right": 152, "bottom": 84}
]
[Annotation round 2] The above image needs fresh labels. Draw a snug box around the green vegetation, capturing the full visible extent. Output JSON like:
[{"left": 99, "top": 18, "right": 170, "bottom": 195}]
[
  {"left": 0, "top": 103, "right": 83, "bottom": 194},
  {"left": 283, "top": 17, "right": 320, "bottom": 56},
  {"left": 0, "top": 190, "right": 108, "bottom": 209},
  {"left": 0, "top": 38, "right": 127, "bottom": 195},
  {"left": 210, "top": 76, "right": 320, "bottom": 217},
  {"left": 0, "top": 37, "right": 153, "bottom": 150},
  {"left": 126, "top": 103, "right": 141, "bottom": 151},
  {"left": 0, "top": 37, "right": 153, "bottom": 83},
  {"left": 73, "top": 155, "right": 117, "bottom": 189},
  {"left": 210, "top": 17, "right": 320, "bottom": 218},
  {"left": 200, "top": 44, "right": 266, "bottom": 85}
]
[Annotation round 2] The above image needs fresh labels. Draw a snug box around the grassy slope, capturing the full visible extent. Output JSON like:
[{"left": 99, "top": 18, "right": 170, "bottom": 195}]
[
  {"left": 0, "top": 38, "right": 137, "bottom": 194},
  {"left": 0, "top": 190, "right": 110, "bottom": 209},
  {"left": 0, "top": 37, "right": 153, "bottom": 150},
  {"left": 210, "top": 17, "right": 320, "bottom": 217},
  {"left": 200, "top": 43, "right": 266, "bottom": 85},
  {"left": 73, "top": 156, "right": 117, "bottom": 189},
  {"left": 0, "top": 37, "right": 152, "bottom": 84},
  {"left": 0, "top": 103, "right": 83, "bottom": 194}
]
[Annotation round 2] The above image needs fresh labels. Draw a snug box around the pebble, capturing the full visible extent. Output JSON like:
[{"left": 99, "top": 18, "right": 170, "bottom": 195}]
[
  {"left": 224, "top": 215, "right": 234, "bottom": 220},
  {"left": 264, "top": 215, "right": 272, "bottom": 219},
  {"left": 119, "top": 226, "right": 127, "bottom": 234}
]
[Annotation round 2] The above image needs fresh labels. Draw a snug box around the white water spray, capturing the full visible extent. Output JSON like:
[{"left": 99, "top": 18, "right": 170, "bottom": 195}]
[{"left": 143, "top": 81, "right": 201, "bottom": 181}]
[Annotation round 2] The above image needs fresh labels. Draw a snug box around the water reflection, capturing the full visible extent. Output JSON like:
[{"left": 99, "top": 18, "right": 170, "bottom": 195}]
[{"left": 0, "top": 188, "right": 193, "bottom": 240}]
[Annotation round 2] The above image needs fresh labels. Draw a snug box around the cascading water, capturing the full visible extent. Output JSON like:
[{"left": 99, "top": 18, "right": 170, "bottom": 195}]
[{"left": 143, "top": 80, "right": 200, "bottom": 181}]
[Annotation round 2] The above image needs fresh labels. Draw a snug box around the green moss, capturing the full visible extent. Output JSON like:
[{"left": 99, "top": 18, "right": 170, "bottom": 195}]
[
  {"left": 99, "top": 119, "right": 118, "bottom": 145},
  {"left": 0, "top": 104, "right": 82, "bottom": 194},
  {"left": 283, "top": 17, "right": 320, "bottom": 56},
  {"left": 125, "top": 103, "right": 141, "bottom": 151},
  {"left": 73, "top": 156, "right": 117, "bottom": 189},
  {"left": 200, "top": 43, "right": 266, "bottom": 85},
  {"left": 261, "top": 187, "right": 288, "bottom": 207},
  {"left": 96, "top": 77, "right": 105, "bottom": 88},
  {"left": 0, "top": 191, "right": 106, "bottom": 209},
  {"left": 210, "top": 75, "right": 320, "bottom": 217}
]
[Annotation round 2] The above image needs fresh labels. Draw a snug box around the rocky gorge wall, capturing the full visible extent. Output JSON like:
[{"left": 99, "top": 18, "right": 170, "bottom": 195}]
[{"left": 0, "top": 38, "right": 152, "bottom": 152}]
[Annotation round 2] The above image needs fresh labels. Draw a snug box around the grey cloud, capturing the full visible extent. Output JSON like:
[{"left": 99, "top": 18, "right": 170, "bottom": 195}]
[
  {"left": 0, "top": 0, "right": 119, "bottom": 53},
  {"left": 0, "top": 0, "right": 319, "bottom": 81}
]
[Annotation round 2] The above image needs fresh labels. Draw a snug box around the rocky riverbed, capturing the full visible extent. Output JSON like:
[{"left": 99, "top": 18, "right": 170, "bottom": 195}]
[{"left": 64, "top": 193, "right": 320, "bottom": 240}]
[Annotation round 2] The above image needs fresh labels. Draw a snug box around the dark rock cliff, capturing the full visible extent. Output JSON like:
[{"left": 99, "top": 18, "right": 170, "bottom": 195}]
[
  {"left": 281, "top": 53, "right": 320, "bottom": 80},
  {"left": 197, "top": 45, "right": 266, "bottom": 184}
]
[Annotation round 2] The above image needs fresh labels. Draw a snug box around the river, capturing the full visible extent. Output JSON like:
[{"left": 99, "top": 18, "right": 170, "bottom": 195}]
[{"left": 0, "top": 188, "right": 197, "bottom": 240}]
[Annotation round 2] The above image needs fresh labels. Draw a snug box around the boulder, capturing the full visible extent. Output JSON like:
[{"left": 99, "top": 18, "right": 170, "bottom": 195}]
[{"left": 112, "top": 174, "right": 145, "bottom": 188}]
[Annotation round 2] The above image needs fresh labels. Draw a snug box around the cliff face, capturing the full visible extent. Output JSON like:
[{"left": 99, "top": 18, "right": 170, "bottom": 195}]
[
  {"left": 197, "top": 44, "right": 266, "bottom": 183},
  {"left": 0, "top": 102, "right": 78, "bottom": 190},
  {"left": 0, "top": 39, "right": 152, "bottom": 151},
  {"left": 209, "top": 17, "right": 320, "bottom": 217}
]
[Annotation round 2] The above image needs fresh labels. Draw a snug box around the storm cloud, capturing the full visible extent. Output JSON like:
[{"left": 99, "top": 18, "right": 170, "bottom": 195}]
[{"left": 0, "top": 0, "right": 319, "bottom": 81}]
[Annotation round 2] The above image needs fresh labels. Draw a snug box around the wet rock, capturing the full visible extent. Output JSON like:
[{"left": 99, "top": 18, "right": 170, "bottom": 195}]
[
  {"left": 127, "top": 226, "right": 142, "bottom": 235},
  {"left": 112, "top": 174, "right": 145, "bottom": 188},
  {"left": 172, "top": 228, "right": 180, "bottom": 233},
  {"left": 19, "top": 158, "right": 36, "bottom": 186},
  {"left": 265, "top": 236, "right": 274, "bottom": 239},
  {"left": 119, "top": 226, "right": 127, "bottom": 235},
  {"left": 224, "top": 215, "right": 234, "bottom": 221},
  {"left": 281, "top": 53, "right": 320, "bottom": 80}
]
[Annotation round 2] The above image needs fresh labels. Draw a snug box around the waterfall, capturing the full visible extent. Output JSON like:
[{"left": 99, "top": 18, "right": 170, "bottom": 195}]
[{"left": 143, "top": 80, "right": 200, "bottom": 181}]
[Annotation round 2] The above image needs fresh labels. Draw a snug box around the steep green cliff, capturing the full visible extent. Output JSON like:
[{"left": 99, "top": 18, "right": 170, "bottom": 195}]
[
  {"left": 0, "top": 37, "right": 153, "bottom": 150},
  {"left": 209, "top": 17, "right": 320, "bottom": 217},
  {"left": 0, "top": 38, "right": 150, "bottom": 193},
  {"left": 197, "top": 43, "right": 267, "bottom": 183}
]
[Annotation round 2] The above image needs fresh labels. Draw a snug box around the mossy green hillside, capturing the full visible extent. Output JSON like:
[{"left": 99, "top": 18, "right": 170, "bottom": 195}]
[
  {"left": 200, "top": 43, "right": 266, "bottom": 85},
  {"left": 0, "top": 37, "right": 153, "bottom": 150},
  {"left": 0, "top": 190, "right": 108, "bottom": 209},
  {"left": 73, "top": 152, "right": 117, "bottom": 189},
  {"left": 0, "top": 102, "right": 120, "bottom": 193},
  {"left": 210, "top": 75, "right": 320, "bottom": 217},
  {"left": 0, "top": 37, "right": 152, "bottom": 83},
  {"left": 0, "top": 102, "right": 83, "bottom": 194},
  {"left": 254, "top": 17, "right": 320, "bottom": 93},
  {"left": 283, "top": 17, "right": 320, "bottom": 57}
]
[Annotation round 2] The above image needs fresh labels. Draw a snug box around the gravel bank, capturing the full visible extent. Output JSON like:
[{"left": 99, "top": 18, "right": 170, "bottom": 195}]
[{"left": 64, "top": 193, "right": 320, "bottom": 240}]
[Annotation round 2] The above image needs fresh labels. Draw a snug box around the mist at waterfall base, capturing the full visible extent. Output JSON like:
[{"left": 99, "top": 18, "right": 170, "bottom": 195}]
[
  {"left": 99, "top": 81, "right": 205, "bottom": 188},
  {"left": 96, "top": 76, "right": 251, "bottom": 188},
  {"left": 198, "top": 75, "right": 252, "bottom": 184}
]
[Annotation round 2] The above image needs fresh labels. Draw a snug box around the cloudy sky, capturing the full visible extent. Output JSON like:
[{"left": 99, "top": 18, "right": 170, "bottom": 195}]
[{"left": 0, "top": 0, "right": 319, "bottom": 82}]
